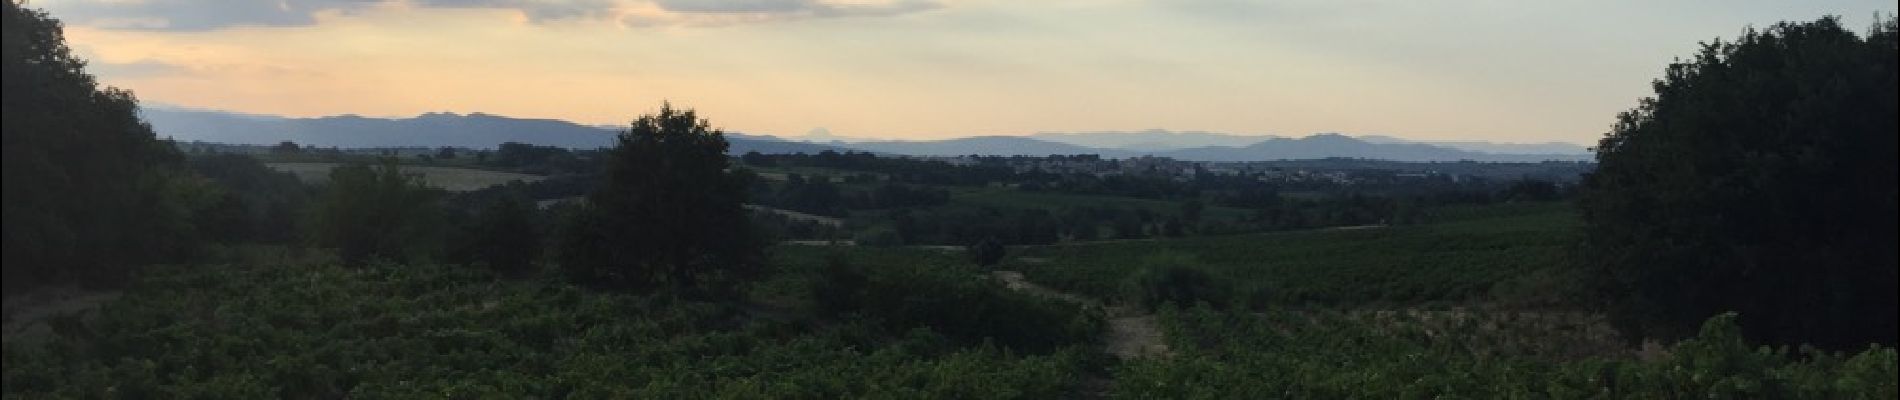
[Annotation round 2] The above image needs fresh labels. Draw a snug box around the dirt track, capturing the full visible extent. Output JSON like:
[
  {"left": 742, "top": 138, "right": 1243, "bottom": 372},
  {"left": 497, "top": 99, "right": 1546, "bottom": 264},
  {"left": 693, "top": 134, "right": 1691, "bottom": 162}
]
[{"left": 991, "top": 271, "right": 1170, "bottom": 359}]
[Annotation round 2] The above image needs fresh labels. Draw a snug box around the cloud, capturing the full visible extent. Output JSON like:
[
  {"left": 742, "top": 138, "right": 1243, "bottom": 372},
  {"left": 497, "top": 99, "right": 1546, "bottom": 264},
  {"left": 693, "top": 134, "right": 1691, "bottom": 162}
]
[
  {"left": 36, "top": 0, "right": 351, "bottom": 31},
  {"left": 655, "top": 0, "right": 940, "bottom": 16},
  {"left": 34, "top": 0, "right": 943, "bottom": 30},
  {"left": 413, "top": 0, "right": 620, "bottom": 21},
  {"left": 624, "top": 0, "right": 940, "bottom": 27},
  {"left": 88, "top": 59, "right": 194, "bottom": 78}
]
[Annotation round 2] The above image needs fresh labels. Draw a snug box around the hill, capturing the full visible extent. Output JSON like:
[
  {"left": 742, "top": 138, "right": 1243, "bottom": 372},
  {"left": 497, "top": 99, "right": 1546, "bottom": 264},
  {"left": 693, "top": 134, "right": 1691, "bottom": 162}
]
[
  {"left": 140, "top": 107, "right": 847, "bottom": 154},
  {"left": 1151, "top": 134, "right": 1591, "bottom": 162},
  {"left": 841, "top": 136, "right": 1129, "bottom": 157},
  {"left": 145, "top": 108, "right": 1588, "bottom": 162}
]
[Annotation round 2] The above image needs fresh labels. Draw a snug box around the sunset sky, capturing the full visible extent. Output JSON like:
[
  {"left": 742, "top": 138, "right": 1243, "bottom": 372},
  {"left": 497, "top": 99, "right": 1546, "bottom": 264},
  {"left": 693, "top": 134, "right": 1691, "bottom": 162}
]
[{"left": 38, "top": 0, "right": 1895, "bottom": 144}]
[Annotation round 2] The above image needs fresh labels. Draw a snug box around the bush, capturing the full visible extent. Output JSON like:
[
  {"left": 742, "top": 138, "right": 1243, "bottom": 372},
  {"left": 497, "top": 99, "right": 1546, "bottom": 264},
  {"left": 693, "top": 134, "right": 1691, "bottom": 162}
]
[
  {"left": 809, "top": 255, "right": 1098, "bottom": 354},
  {"left": 967, "top": 236, "right": 1005, "bottom": 267},
  {"left": 449, "top": 195, "right": 542, "bottom": 276},
  {"left": 1121, "top": 253, "right": 1233, "bottom": 310},
  {"left": 304, "top": 160, "right": 446, "bottom": 266}
]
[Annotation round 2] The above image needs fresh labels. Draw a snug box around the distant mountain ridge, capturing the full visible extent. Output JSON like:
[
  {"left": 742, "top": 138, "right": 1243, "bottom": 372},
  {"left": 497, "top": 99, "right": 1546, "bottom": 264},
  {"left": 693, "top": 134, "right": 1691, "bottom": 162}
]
[
  {"left": 142, "top": 108, "right": 1591, "bottom": 162},
  {"left": 1029, "top": 129, "right": 1279, "bottom": 150},
  {"left": 141, "top": 107, "right": 847, "bottom": 154}
]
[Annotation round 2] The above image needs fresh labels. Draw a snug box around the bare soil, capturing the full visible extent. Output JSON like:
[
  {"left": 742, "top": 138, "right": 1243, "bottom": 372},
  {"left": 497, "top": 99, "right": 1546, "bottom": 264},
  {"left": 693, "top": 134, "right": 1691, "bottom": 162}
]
[{"left": 991, "top": 271, "right": 1171, "bottom": 360}]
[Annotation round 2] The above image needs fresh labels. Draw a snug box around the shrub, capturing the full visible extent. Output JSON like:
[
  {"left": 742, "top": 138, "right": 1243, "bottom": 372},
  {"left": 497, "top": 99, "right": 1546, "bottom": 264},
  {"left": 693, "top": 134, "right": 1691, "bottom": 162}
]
[
  {"left": 810, "top": 256, "right": 1098, "bottom": 354},
  {"left": 967, "top": 236, "right": 1005, "bottom": 267},
  {"left": 1121, "top": 253, "right": 1233, "bottom": 310}
]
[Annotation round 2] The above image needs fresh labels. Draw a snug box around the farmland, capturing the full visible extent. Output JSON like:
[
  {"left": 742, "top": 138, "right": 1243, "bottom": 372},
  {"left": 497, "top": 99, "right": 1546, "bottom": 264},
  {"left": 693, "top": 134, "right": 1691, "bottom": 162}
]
[
  {"left": 2, "top": 247, "right": 1100, "bottom": 398},
  {"left": 8, "top": 201, "right": 1894, "bottom": 398},
  {"left": 266, "top": 162, "right": 543, "bottom": 192},
  {"left": 1006, "top": 201, "right": 1582, "bottom": 307}
]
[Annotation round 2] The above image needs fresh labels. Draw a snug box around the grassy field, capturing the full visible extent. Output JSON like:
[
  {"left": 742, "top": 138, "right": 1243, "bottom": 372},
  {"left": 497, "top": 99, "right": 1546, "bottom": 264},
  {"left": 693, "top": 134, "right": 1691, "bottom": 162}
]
[
  {"left": 1006, "top": 201, "right": 1583, "bottom": 307},
  {"left": 266, "top": 162, "right": 543, "bottom": 192}
]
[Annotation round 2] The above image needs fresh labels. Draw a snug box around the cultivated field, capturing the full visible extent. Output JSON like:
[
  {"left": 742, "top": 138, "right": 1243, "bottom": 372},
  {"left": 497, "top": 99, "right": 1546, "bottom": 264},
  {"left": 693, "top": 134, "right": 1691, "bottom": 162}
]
[{"left": 266, "top": 162, "right": 543, "bottom": 192}]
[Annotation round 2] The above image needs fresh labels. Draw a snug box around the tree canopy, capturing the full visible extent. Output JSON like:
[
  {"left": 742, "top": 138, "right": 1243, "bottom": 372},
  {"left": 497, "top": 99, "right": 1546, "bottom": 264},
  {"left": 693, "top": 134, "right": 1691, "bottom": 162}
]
[
  {"left": 558, "top": 104, "right": 761, "bottom": 292},
  {"left": 2, "top": 1, "right": 205, "bottom": 288},
  {"left": 1581, "top": 17, "right": 1897, "bottom": 349}
]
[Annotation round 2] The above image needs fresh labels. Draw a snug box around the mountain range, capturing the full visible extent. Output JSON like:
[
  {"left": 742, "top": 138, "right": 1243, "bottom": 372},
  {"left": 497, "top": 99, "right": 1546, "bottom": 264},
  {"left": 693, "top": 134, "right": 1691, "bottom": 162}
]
[{"left": 142, "top": 108, "right": 1592, "bottom": 162}]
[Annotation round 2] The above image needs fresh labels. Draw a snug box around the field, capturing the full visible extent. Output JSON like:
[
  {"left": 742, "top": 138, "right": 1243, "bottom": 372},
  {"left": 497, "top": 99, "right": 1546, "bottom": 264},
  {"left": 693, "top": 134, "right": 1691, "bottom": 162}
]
[
  {"left": 266, "top": 162, "right": 543, "bottom": 192},
  {"left": 1006, "top": 201, "right": 1582, "bottom": 307},
  {"left": 4, "top": 203, "right": 1893, "bottom": 398},
  {"left": 2, "top": 247, "right": 1097, "bottom": 398},
  {"left": 942, "top": 186, "right": 1254, "bottom": 221}
]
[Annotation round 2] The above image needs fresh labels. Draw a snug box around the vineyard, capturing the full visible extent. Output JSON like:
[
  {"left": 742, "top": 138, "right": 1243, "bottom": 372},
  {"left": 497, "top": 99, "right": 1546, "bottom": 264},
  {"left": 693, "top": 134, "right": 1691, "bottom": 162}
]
[
  {"left": 1116, "top": 306, "right": 1896, "bottom": 399},
  {"left": 4, "top": 203, "right": 1895, "bottom": 398},
  {"left": 1, "top": 247, "right": 1099, "bottom": 398},
  {"left": 1006, "top": 201, "right": 1583, "bottom": 307}
]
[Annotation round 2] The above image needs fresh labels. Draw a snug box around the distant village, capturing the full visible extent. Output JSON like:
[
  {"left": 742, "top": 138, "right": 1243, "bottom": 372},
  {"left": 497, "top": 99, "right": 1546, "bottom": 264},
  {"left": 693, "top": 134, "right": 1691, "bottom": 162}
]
[{"left": 921, "top": 154, "right": 1593, "bottom": 185}]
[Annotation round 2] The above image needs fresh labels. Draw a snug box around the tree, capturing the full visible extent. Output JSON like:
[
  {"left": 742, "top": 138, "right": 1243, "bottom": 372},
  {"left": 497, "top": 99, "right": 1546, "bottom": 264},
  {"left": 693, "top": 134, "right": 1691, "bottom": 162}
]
[
  {"left": 3, "top": 1, "right": 205, "bottom": 288},
  {"left": 451, "top": 194, "right": 541, "bottom": 276},
  {"left": 558, "top": 104, "right": 760, "bottom": 292},
  {"left": 271, "top": 141, "right": 302, "bottom": 155},
  {"left": 306, "top": 160, "right": 446, "bottom": 265},
  {"left": 188, "top": 154, "right": 311, "bottom": 243},
  {"left": 1580, "top": 17, "right": 1897, "bottom": 349}
]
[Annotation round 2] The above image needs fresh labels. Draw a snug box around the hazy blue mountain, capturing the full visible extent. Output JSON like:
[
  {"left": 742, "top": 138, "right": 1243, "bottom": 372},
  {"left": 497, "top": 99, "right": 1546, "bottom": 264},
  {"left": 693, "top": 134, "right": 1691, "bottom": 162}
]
[
  {"left": 140, "top": 108, "right": 1587, "bottom": 161},
  {"left": 1148, "top": 134, "right": 1592, "bottom": 162},
  {"left": 1356, "top": 134, "right": 1591, "bottom": 155},
  {"left": 842, "top": 136, "right": 1133, "bottom": 157},
  {"left": 1031, "top": 130, "right": 1592, "bottom": 156},
  {"left": 1029, "top": 129, "right": 1278, "bottom": 151},
  {"left": 140, "top": 107, "right": 845, "bottom": 154}
]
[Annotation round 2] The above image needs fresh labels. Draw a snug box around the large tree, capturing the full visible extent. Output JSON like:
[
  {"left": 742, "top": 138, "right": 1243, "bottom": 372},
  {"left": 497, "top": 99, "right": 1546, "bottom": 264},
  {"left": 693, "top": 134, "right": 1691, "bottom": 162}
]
[
  {"left": 2, "top": 1, "right": 204, "bottom": 288},
  {"left": 1581, "top": 17, "right": 1897, "bottom": 349},
  {"left": 305, "top": 160, "right": 446, "bottom": 266},
  {"left": 558, "top": 104, "right": 760, "bottom": 291}
]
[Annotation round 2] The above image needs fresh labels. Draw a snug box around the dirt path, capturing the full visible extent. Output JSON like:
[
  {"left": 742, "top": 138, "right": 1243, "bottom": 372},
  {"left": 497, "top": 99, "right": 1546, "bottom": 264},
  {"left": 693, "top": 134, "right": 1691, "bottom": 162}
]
[{"left": 991, "top": 271, "right": 1170, "bottom": 360}]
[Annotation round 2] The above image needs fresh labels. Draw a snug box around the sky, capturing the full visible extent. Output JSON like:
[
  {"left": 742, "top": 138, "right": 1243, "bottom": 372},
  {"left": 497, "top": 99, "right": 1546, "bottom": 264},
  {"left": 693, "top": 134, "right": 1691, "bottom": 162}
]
[{"left": 37, "top": 0, "right": 1896, "bottom": 144}]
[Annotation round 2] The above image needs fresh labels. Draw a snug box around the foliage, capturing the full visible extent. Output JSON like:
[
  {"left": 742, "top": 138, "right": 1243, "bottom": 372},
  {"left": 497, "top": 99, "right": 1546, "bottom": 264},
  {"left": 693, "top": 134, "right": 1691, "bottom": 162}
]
[
  {"left": 304, "top": 160, "right": 447, "bottom": 265},
  {"left": 1580, "top": 17, "right": 1898, "bottom": 348},
  {"left": 803, "top": 250, "right": 1100, "bottom": 354},
  {"left": 448, "top": 193, "right": 542, "bottom": 276},
  {"left": 557, "top": 104, "right": 761, "bottom": 292},
  {"left": 0, "top": 250, "right": 1092, "bottom": 398},
  {"left": 1115, "top": 307, "right": 1897, "bottom": 399},
  {"left": 1011, "top": 202, "right": 1581, "bottom": 307},
  {"left": 1, "top": 1, "right": 206, "bottom": 289},
  {"left": 967, "top": 236, "right": 1006, "bottom": 267},
  {"left": 1121, "top": 254, "right": 1234, "bottom": 310},
  {"left": 188, "top": 154, "right": 312, "bottom": 244}
]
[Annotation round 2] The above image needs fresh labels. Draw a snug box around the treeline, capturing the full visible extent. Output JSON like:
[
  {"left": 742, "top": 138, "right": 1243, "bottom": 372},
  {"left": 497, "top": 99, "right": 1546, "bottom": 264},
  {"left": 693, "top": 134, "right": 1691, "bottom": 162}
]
[{"left": 745, "top": 172, "right": 950, "bottom": 217}]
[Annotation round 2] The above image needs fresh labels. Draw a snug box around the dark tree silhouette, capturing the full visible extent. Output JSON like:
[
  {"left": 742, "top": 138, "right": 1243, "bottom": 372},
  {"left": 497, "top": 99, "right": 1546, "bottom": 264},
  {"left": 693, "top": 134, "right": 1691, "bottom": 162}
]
[
  {"left": 2, "top": 1, "right": 204, "bottom": 288},
  {"left": 452, "top": 194, "right": 541, "bottom": 276},
  {"left": 1581, "top": 17, "right": 1897, "bottom": 349},
  {"left": 558, "top": 104, "right": 761, "bottom": 292}
]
